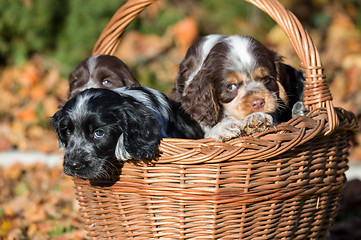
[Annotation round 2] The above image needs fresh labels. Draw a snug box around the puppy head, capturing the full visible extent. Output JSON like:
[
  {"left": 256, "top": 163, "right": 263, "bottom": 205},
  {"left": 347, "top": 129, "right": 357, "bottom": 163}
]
[
  {"left": 51, "top": 88, "right": 161, "bottom": 179},
  {"left": 181, "top": 35, "right": 292, "bottom": 126},
  {"left": 68, "top": 54, "right": 140, "bottom": 99}
]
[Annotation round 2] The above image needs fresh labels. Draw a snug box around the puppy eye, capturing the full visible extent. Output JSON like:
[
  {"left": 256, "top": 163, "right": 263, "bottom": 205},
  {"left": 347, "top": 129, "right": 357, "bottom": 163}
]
[
  {"left": 226, "top": 83, "right": 238, "bottom": 92},
  {"left": 102, "top": 79, "right": 112, "bottom": 86},
  {"left": 93, "top": 130, "right": 105, "bottom": 139},
  {"left": 66, "top": 129, "right": 71, "bottom": 136},
  {"left": 263, "top": 76, "right": 274, "bottom": 84}
]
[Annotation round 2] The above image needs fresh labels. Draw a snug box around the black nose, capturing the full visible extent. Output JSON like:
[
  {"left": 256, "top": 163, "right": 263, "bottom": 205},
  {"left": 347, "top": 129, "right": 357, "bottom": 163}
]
[
  {"left": 251, "top": 98, "right": 265, "bottom": 111},
  {"left": 63, "top": 153, "right": 84, "bottom": 172},
  {"left": 66, "top": 161, "right": 83, "bottom": 171}
]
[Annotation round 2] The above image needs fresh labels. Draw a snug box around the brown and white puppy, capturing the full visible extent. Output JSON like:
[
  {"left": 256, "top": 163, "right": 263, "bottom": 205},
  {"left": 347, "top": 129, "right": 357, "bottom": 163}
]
[
  {"left": 68, "top": 54, "right": 140, "bottom": 99},
  {"left": 171, "top": 35, "right": 305, "bottom": 141}
]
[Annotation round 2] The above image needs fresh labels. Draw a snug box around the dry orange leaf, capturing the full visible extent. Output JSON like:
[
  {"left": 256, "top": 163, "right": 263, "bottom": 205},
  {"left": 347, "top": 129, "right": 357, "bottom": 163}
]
[
  {"left": 30, "top": 84, "right": 47, "bottom": 102},
  {"left": 173, "top": 17, "right": 198, "bottom": 55},
  {"left": 26, "top": 223, "right": 38, "bottom": 238},
  {"left": 3, "top": 162, "right": 24, "bottom": 179},
  {"left": 30, "top": 129, "right": 59, "bottom": 153},
  {"left": 23, "top": 64, "right": 39, "bottom": 86},
  {"left": 24, "top": 204, "right": 47, "bottom": 223},
  {"left": 116, "top": 31, "right": 171, "bottom": 65},
  {"left": 16, "top": 108, "right": 36, "bottom": 122},
  {"left": 0, "top": 136, "right": 11, "bottom": 152}
]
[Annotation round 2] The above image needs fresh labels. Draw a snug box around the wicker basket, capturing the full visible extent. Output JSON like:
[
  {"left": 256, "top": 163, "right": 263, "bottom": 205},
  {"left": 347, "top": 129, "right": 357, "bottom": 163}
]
[{"left": 73, "top": 0, "right": 359, "bottom": 239}]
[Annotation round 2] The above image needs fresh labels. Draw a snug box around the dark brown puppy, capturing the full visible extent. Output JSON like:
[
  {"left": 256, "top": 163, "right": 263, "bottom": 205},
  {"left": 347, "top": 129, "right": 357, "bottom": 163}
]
[{"left": 68, "top": 54, "right": 140, "bottom": 99}]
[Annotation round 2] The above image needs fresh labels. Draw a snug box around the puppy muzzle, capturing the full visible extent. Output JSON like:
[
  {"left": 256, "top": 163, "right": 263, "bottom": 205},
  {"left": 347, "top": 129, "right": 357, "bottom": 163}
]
[{"left": 63, "top": 149, "right": 104, "bottom": 179}]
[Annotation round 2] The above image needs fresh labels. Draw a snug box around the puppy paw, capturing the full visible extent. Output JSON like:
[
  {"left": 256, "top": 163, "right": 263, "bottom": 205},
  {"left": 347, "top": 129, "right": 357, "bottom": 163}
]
[
  {"left": 242, "top": 112, "right": 273, "bottom": 135},
  {"left": 292, "top": 101, "right": 308, "bottom": 117},
  {"left": 205, "top": 119, "right": 244, "bottom": 142}
]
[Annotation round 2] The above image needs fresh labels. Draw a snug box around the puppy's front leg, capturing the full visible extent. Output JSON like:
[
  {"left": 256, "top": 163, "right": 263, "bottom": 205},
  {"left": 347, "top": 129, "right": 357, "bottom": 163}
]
[
  {"left": 242, "top": 112, "right": 273, "bottom": 135},
  {"left": 205, "top": 118, "right": 245, "bottom": 142},
  {"left": 206, "top": 113, "right": 273, "bottom": 142}
]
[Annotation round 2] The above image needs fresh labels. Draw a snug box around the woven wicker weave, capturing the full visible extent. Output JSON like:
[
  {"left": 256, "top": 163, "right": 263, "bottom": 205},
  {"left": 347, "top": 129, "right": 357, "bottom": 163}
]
[{"left": 73, "top": 0, "right": 359, "bottom": 239}]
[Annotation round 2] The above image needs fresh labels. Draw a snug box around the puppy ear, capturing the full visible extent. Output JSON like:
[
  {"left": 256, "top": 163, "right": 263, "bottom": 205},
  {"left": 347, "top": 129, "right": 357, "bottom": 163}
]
[
  {"left": 68, "top": 63, "right": 85, "bottom": 99},
  {"left": 276, "top": 80, "right": 289, "bottom": 107},
  {"left": 282, "top": 64, "right": 305, "bottom": 107},
  {"left": 273, "top": 52, "right": 291, "bottom": 107},
  {"left": 181, "top": 68, "right": 220, "bottom": 127},
  {"left": 114, "top": 99, "right": 162, "bottom": 161},
  {"left": 68, "top": 71, "right": 76, "bottom": 99},
  {"left": 50, "top": 110, "right": 66, "bottom": 150},
  {"left": 274, "top": 51, "right": 305, "bottom": 108},
  {"left": 117, "top": 61, "right": 140, "bottom": 87}
]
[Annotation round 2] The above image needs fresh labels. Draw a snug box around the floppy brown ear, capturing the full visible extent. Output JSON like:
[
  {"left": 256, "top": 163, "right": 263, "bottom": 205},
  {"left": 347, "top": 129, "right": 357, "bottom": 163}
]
[{"left": 181, "top": 68, "right": 220, "bottom": 127}]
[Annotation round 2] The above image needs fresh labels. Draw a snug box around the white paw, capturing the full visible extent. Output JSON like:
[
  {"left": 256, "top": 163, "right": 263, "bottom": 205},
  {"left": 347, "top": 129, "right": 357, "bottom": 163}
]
[{"left": 205, "top": 119, "right": 245, "bottom": 142}]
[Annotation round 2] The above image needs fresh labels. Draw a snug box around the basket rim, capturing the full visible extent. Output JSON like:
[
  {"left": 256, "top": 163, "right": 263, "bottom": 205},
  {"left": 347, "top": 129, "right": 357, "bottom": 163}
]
[{"left": 154, "top": 107, "right": 357, "bottom": 164}]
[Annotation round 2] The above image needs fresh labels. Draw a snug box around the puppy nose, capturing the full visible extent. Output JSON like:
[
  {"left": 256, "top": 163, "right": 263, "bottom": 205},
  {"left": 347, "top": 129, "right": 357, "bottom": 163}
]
[
  {"left": 66, "top": 161, "right": 82, "bottom": 171},
  {"left": 251, "top": 98, "right": 265, "bottom": 111}
]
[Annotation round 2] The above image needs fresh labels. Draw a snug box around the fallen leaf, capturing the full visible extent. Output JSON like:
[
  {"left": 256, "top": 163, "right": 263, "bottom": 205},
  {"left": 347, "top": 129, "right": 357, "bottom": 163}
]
[
  {"left": 16, "top": 108, "right": 36, "bottom": 123},
  {"left": 0, "top": 136, "right": 11, "bottom": 152},
  {"left": 24, "top": 204, "right": 47, "bottom": 223},
  {"left": 30, "top": 84, "right": 47, "bottom": 102},
  {"left": 27, "top": 223, "right": 38, "bottom": 237},
  {"left": 173, "top": 17, "right": 198, "bottom": 55},
  {"left": 116, "top": 31, "right": 171, "bottom": 65},
  {"left": 0, "top": 220, "right": 12, "bottom": 235}
]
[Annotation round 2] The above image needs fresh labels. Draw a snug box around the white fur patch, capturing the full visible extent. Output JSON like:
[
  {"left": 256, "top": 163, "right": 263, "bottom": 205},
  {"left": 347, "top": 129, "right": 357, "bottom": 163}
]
[
  {"left": 113, "top": 86, "right": 170, "bottom": 120},
  {"left": 225, "top": 35, "right": 257, "bottom": 75},
  {"left": 243, "top": 80, "right": 265, "bottom": 93},
  {"left": 67, "top": 91, "right": 101, "bottom": 120},
  {"left": 83, "top": 80, "right": 99, "bottom": 90},
  {"left": 115, "top": 134, "right": 132, "bottom": 161},
  {"left": 86, "top": 55, "right": 101, "bottom": 90},
  {"left": 87, "top": 54, "right": 100, "bottom": 74}
]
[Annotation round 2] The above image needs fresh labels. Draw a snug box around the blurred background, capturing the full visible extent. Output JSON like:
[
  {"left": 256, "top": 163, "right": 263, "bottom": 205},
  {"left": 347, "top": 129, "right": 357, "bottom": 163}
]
[{"left": 0, "top": 0, "right": 360, "bottom": 239}]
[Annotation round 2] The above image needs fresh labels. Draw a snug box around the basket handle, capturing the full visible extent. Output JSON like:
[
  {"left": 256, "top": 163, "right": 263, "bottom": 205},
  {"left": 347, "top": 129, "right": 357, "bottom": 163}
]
[{"left": 92, "top": 0, "right": 339, "bottom": 134}]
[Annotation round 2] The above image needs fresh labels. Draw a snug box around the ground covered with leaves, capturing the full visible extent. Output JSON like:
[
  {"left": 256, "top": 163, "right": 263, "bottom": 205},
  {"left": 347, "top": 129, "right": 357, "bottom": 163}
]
[{"left": 0, "top": 162, "right": 86, "bottom": 239}]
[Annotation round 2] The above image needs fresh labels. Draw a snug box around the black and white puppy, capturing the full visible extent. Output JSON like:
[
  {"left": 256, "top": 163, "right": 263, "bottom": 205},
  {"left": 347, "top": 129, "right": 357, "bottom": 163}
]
[
  {"left": 171, "top": 35, "right": 305, "bottom": 142},
  {"left": 51, "top": 86, "right": 203, "bottom": 179},
  {"left": 68, "top": 54, "right": 140, "bottom": 99}
]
